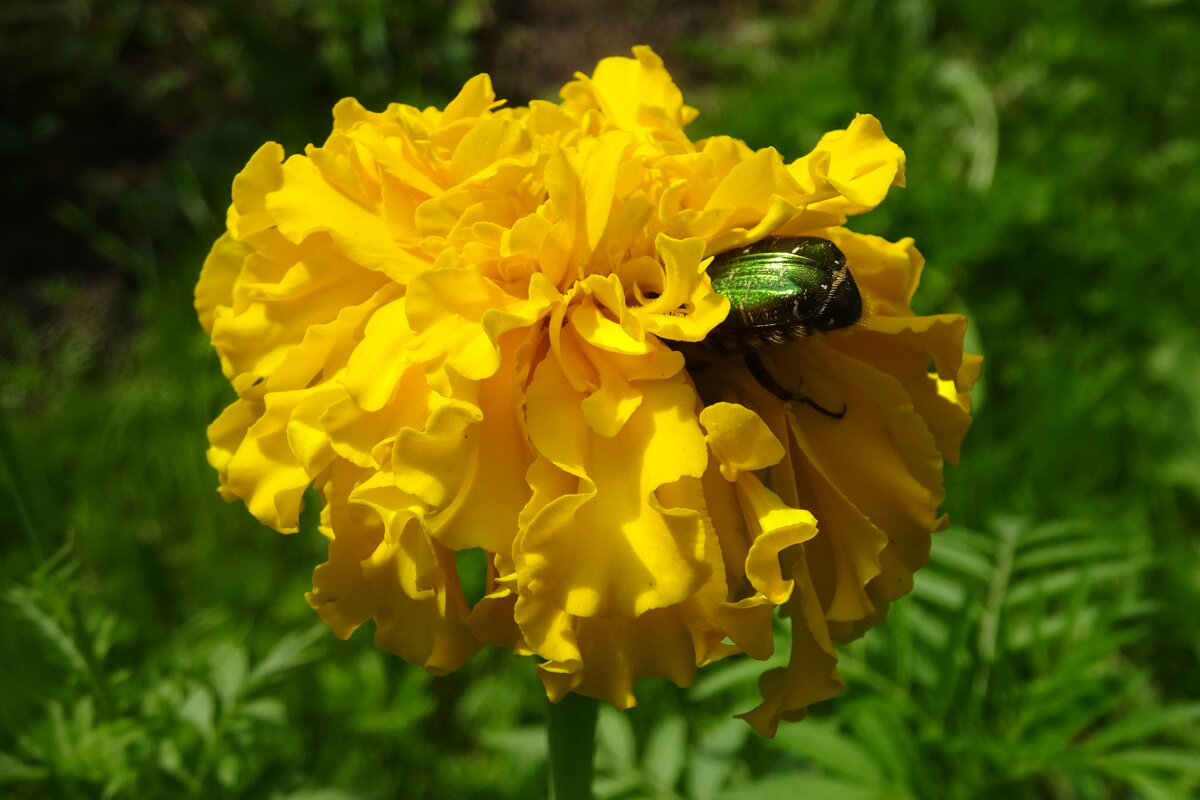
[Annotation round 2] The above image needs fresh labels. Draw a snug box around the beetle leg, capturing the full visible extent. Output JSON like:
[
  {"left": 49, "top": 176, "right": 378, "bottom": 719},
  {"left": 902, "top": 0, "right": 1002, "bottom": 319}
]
[{"left": 744, "top": 351, "right": 847, "bottom": 419}]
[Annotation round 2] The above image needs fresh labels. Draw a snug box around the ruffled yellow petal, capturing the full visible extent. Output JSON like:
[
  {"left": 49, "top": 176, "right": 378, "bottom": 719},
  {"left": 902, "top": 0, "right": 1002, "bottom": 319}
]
[
  {"left": 403, "top": 265, "right": 550, "bottom": 381},
  {"left": 755, "top": 341, "right": 945, "bottom": 624},
  {"left": 701, "top": 404, "right": 824, "bottom": 674},
  {"left": 229, "top": 142, "right": 286, "bottom": 241},
  {"left": 705, "top": 148, "right": 802, "bottom": 214},
  {"left": 564, "top": 45, "right": 696, "bottom": 137},
  {"left": 739, "top": 478, "right": 818, "bottom": 605},
  {"left": 790, "top": 114, "right": 906, "bottom": 217},
  {"left": 538, "top": 607, "right": 705, "bottom": 709},
  {"left": 836, "top": 313, "right": 978, "bottom": 465},
  {"left": 267, "top": 153, "right": 430, "bottom": 284},
  {"left": 517, "top": 351, "right": 709, "bottom": 619},
  {"left": 440, "top": 73, "right": 502, "bottom": 127},
  {"left": 699, "top": 402, "right": 785, "bottom": 481},
  {"left": 393, "top": 337, "right": 532, "bottom": 555},
  {"left": 738, "top": 551, "right": 843, "bottom": 737},
  {"left": 196, "top": 233, "right": 247, "bottom": 335},
  {"left": 341, "top": 298, "right": 417, "bottom": 412},
  {"left": 220, "top": 389, "right": 321, "bottom": 532},
  {"left": 637, "top": 235, "right": 730, "bottom": 344},
  {"left": 533, "top": 476, "right": 734, "bottom": 708},
  {"left": 307, "top": 465, "right": 480, "bottom": 674},
  {"left": 208, "top": 238, "right": 391, "bottom": 386}
]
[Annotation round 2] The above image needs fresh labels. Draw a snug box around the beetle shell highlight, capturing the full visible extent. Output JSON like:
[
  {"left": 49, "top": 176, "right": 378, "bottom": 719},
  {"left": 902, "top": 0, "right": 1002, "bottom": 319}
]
[{"left": 701, "top": 236, "right": 862, "bottom": 355}]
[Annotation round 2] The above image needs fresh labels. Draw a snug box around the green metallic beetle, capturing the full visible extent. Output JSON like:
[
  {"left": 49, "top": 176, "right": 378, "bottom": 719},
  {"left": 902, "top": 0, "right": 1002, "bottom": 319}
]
[{"left": 685, "top": 236, "right": 863, "bottom": 418}]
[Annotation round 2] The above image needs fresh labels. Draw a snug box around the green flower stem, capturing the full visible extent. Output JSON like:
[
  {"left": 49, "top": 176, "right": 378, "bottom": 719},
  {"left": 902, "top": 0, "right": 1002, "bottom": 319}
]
[{"left": 546, "top": 692, "right": 599, "bottom": 800}]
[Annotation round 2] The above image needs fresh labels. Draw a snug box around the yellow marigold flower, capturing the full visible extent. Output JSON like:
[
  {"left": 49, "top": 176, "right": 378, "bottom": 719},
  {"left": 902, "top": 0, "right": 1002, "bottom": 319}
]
[{"left": 196, "top": 46, "right": 979, "bottom": 736}]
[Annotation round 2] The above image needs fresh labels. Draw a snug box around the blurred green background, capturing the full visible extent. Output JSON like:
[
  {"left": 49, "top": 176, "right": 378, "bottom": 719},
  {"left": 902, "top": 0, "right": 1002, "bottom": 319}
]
[{"left": 3, "top": 1, "right": 1199, "bottom": 797}]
